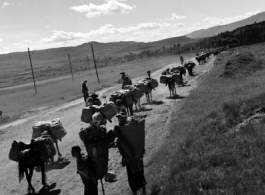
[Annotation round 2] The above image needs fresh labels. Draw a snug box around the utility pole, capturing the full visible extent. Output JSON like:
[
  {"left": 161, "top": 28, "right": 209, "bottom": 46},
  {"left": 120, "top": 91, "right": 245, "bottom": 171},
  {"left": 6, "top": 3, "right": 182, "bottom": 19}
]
[
  {"left": 68, "top": 53, "right": 74, "bottom": 82},
  {"left": 27, "top": 48, "right": 37, "bottom": 94},
  {"left": 91, "top": 44, "right": 100, "bottom": 84},
  {"left": 98, "top": 57, "right": 102, "bottom": 73},
  {"left": 86, "top": 56, "right": 91, "bottom": 75}
]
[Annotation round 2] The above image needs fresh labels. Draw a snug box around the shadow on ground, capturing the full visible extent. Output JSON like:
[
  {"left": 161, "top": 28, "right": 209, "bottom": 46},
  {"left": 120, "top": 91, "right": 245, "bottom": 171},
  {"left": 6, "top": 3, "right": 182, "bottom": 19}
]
[
  {"left": 36, "top": 183, "right": 61, "bottom": 195},
  {"left": 35, "top": 157, "right": 70, "bottom": 173},
  {"left": 133, "top": 107, "right": 153, "bottom": 113},
  {"left": 142, "top": 100, "right": 164, "bottom": 105},
  {"left": 166, "top": 95, "right": 185, "bottom": 100}
]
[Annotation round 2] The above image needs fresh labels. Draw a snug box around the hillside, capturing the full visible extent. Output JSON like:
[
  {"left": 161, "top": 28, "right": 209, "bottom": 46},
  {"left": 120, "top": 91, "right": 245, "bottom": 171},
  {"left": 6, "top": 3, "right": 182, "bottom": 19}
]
[
  {"left": 187, "top": 11, "right": 265, "bottom": 38},
  {"left": 0, "top": 36, "right": 196, "bottom": 62}
]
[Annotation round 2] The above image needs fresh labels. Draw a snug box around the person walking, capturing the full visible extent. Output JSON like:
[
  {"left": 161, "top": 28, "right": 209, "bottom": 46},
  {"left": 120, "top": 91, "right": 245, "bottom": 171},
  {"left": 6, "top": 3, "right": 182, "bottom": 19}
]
[
  {"left": 82, "top": 80, "right": 89, "bottom": 105},
  {"left": 147, "top": 70, "right": 151, "bottom": 79},
  {"left": 113, "top": 112, "right": 147, "bottom": 195},
  {"left": 71, "top": 146, "right": 98, "bottom": 195},
  {"left": 180, "top": 56, "right": 184, "bottom": 66},
  {"left": 120, "top": 72, "right": 132, "bottom": 89}
]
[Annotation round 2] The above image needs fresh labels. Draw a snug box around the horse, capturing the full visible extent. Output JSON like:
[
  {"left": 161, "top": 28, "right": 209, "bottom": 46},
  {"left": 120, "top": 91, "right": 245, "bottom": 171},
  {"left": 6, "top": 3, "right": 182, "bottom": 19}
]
[
  {"left": 166, "top": 78, "right": 176, "bottom": 97},
  {"left": 18, "top": 148, "right": 46, "bottom": 194}
]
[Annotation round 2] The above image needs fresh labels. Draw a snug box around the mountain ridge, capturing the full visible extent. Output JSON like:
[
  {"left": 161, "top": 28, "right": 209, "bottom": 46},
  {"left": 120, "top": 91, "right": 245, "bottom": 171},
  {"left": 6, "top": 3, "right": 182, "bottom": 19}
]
[{"left": 186, "top": 11, "right": 265, "bottom": 38}]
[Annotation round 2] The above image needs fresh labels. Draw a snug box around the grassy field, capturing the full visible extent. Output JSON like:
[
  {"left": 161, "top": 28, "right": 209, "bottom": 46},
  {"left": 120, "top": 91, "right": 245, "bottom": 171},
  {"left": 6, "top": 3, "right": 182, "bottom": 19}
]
[
  {"left": 145, "top": 42, "right": 265, "bottom": 194},
  {"left": 0, "top": 54, "right": 193, "bottom": 125}
]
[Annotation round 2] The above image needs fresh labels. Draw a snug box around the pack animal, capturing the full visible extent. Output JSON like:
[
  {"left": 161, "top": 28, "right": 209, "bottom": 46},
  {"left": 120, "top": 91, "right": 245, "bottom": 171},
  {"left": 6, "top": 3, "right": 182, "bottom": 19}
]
[
  {"left": 18, "top": 148, "right": 46, "bottom": 194},
  {"left": 166, "top": 78, "right": 176, "bottom": 97}
]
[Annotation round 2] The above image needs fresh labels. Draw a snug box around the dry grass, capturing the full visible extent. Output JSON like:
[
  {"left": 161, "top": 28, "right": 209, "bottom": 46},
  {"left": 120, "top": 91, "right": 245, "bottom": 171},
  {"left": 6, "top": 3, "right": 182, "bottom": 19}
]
[{"left": 145, "top": 42, "right": 265, "bottom": 195}]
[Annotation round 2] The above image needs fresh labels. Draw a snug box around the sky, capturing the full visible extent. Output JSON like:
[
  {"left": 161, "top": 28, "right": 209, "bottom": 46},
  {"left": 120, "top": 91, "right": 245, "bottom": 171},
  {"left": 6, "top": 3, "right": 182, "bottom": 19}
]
[{"left": 0, "top": 0, "right": 264, "bottom": 54}]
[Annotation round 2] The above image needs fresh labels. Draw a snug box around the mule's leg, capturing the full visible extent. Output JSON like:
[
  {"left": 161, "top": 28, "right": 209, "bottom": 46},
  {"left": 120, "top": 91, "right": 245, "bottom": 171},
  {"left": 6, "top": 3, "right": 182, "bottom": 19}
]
[
  {"left": 27, "top": 167, "right": 35, "bottom": 194},
  {"left": 41, "top": 161, "right": 47, "bottom": 186},
  {"left": 54, "top": 139, "right": 62, "bottom": 157},
  {"left": 150, "top": 92, "right": 152, "bottom": 102},
  {"left": 129, "top": 104, "right": 133, "bottom": 116}
]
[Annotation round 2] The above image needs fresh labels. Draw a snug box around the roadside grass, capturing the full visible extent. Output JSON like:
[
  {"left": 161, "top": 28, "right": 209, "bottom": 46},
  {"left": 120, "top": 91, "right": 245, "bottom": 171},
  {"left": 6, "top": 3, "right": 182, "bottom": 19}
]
[{"left": 146, "top": 43, "right": 265, "bottom": 195}]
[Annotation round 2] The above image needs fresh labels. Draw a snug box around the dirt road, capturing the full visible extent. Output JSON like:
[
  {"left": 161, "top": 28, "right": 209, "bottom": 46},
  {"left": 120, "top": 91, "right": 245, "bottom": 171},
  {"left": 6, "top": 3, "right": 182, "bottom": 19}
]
[{"left": 0, "top": 56, "right": 215, "bottom": 195}]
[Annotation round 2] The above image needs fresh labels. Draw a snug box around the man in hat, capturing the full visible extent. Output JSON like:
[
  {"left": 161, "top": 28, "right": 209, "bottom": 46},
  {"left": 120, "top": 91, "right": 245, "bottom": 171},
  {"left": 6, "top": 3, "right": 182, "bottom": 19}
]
[
  {"left": 82, "top": 80, "right": 89, "bottom": 105},
  {"left": 120, "top": 72, "right": 132, "bottom": 89},
  {"left": 147, "top": 70, "right": 151, "bottom": 79},
  {"left": 90, "top": 93, "right": 102, "bottom": 106},
  {"left": 114, "top": 112, "right": 147, "bottom": 195},
  {"left": 71, "top": 146, "right": 98, "bottom": 195}
]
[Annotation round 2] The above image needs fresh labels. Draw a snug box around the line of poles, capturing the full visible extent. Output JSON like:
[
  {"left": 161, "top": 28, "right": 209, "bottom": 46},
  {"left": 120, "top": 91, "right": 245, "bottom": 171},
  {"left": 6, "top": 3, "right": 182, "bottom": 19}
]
[{"left": 27, "top": 44, "right": 101, "bottom": 93}]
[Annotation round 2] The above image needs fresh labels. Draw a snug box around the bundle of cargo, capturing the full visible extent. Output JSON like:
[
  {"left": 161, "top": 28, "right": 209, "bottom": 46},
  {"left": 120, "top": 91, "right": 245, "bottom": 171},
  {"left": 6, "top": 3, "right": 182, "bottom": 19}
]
[
  {"left": 8, "top": 141, "right": 24, "bottom": 162},
  {"left": 117, "top": 115, "right": 146, "bottom": 158},
  {"left": 32, "top": 121, "right": 52, "bottom": 138},
  {"left": 134, "top": 82, "right": 147, "bottom": 94},
  {"left": 8, "top": 136, "right": 56, "bottom": 162},
  {"left": 160, "top": 74, "right": 172, "bottom": 84},
  {"left": 124, "top": 85, "right": 144, "bottom": 101},
  {"left": 79, "top": 125, "right": 109, "bottom": 180},
  {"left": 119, "top": 89, "right": 133, "bottom": 106},
  {"left": 137, "top": 78, "right": 159, "bottom": 90},
  {"left": 50, "top": 118, "right": 67, "bottom": 141},
  {"left": 81, "top": 103, "right": 117, "bottom": 123},
  {"left": 32, "top": 119, "right": 67, "bottom": 141}
]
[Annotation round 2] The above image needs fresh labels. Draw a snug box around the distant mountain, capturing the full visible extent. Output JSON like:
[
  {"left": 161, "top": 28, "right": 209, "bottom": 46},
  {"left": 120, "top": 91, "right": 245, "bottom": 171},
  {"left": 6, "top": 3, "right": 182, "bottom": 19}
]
[
  {"left": 0, "top": 36, "right": 196, "bottom": 62},
  {"left": 187, "top": 11, "right": 265, "bottom": 39}
]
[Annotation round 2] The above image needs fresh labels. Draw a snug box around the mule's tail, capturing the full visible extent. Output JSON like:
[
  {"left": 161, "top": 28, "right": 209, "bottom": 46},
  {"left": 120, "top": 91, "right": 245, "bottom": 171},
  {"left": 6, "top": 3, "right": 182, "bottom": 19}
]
[{"left": 18, "top": 156, "right": 26, "bottom": 182}]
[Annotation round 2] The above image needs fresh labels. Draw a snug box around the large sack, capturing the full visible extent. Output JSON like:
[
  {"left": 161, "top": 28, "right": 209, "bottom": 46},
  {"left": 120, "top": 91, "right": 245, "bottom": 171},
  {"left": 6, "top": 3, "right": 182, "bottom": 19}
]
[
  {"left": 135, "top": 83, "right": 147, "bottom": 94},
  {"left": 149, "top": 79, "right": 159, "bottom": 89},
  {"left": 8, "top": 141, "right": 22, "bottom": 162},
  {"left": 79, "top": 125, "right": 109, "bottom": 180},
  {"left": 32, "top": 121, "right": 52, "bottom": 138},
  {"left": 33, "top": 136, "right": 56, "bottom": 161},
  {"left": 160, "top": 75, "right": 168, "bottom": 84},
  {"left": 50, "top": 118, "right": 67, "bottom": 140},
  {"left": 130, "top": 87, "right": 143, "bottom": 101},
  {"left": 99, "top": 103, "right": 117, "bottom": 121},
  {"left": 119, "top": 89, "right": 133, "bottom": 106},
  {"left": 81, "top": 106, "right": 98, "bottom": 123},
  {"left": 118, "top": 116, "right": 145, "bottom": 158}
]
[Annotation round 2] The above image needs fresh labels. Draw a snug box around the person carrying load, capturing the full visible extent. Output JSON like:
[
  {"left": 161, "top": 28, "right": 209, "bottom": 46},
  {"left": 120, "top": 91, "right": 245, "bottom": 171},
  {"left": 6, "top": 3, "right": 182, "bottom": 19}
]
[
  {"left": 120, "top": 72, "right": 132, "bottom": 89},
  {"left": 113, "top": 112, "right": 147, "bottom": 195},
  {"left": 90, "top": 93, "right": 102, "bottom": 106}
]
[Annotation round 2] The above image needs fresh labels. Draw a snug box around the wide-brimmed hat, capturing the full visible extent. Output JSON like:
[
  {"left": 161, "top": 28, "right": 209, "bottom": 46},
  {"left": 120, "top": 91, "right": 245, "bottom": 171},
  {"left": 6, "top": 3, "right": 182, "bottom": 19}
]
[
  {"left": 120, "top": 72, "right": 125, "bottom": 75},
  {"left": 147, "top": 70, "right": 151, "bottom": 74},
  {"left": 116, "top": 112, "right": 127, "bottom": 118},
  {"left": 90, "top": 93, "right": 98, "bottom": 97}
]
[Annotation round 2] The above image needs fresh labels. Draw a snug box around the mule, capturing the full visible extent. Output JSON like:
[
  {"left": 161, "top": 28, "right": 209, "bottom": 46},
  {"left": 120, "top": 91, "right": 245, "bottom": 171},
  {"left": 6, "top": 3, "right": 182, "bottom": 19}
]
[
  {"left": 145, "top": 83, "right": 153, "bottom": 103},
  {"left": 166, "top": 79, "right": 176, "bottom": 97},
  {"left": 18, "top": 149, "right": 46, "bottom": 194}
]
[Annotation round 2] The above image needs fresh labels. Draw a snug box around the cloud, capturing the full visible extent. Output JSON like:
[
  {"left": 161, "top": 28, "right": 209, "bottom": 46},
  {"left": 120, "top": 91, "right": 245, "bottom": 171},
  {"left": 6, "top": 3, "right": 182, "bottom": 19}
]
[
  {"left": 40, "top": 22, "right": 170, "bottom": 43},
  {"left": 202, "top": 10, "right": 262, "bottom": 27},
  {"left": 13, "top": 40, "right": 33, "bottom": 47},
  {"left": 170, "top": 14, "right": 187, "bottom": 20},
  {"left": 1, "top": 2, "right": 14, "bottom": 9},
  {"left": 157, "top": 13, "right": 187, "bottom": 21},
  {"left": 70, "top": 0, "right": 136, "bottom": 18}
]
